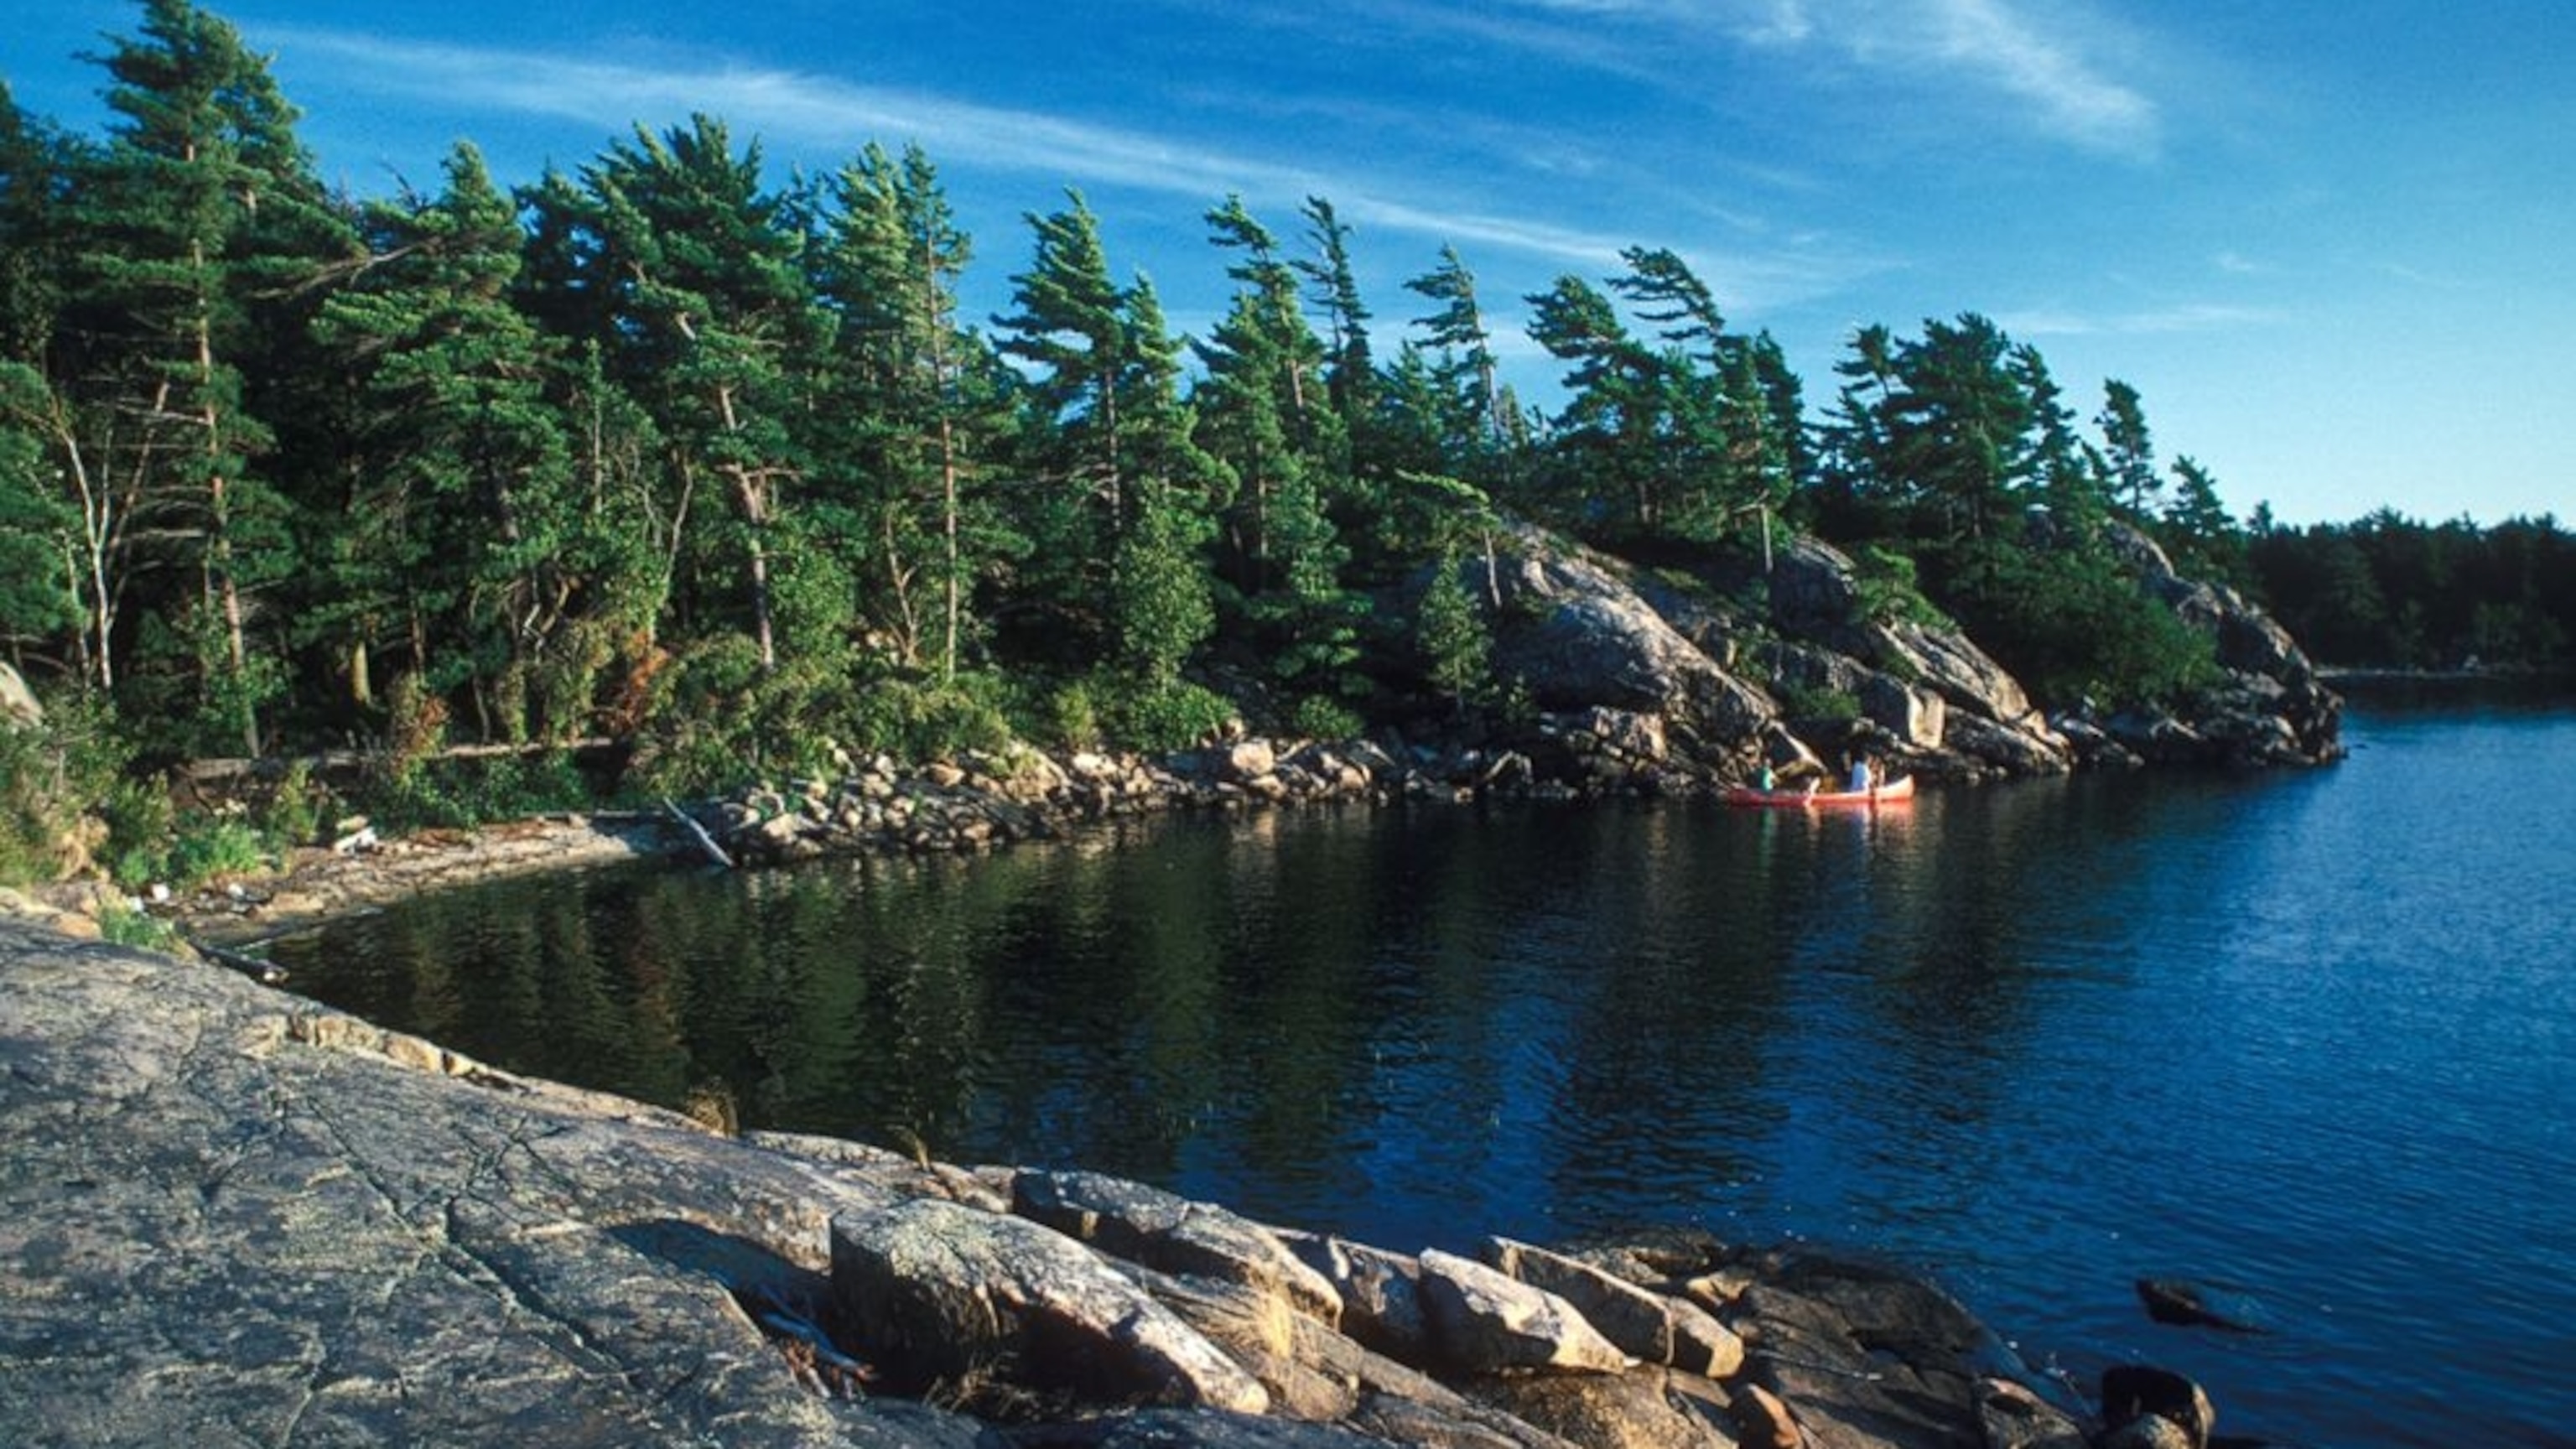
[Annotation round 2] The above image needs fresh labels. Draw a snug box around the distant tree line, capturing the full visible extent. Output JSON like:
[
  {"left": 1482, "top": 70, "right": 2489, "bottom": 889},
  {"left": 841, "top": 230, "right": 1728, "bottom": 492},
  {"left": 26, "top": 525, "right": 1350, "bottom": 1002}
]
[
  {"left": 2246, "top": 508, "right": 2573, "bottom": 672},
  {"left": 3, "top": 0, "right": 2548, "bottom": 879}
]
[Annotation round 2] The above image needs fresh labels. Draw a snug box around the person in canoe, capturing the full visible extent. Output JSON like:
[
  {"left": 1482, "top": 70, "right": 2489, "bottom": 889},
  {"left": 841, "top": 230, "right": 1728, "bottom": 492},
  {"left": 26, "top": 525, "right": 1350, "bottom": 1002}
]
[{"left": 1846, "top": 754, "right": 1874, "bottom": 793}]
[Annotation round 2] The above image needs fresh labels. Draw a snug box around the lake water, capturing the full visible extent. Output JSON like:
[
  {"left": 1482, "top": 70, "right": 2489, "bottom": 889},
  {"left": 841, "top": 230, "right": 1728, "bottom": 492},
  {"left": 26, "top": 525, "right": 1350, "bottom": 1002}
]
[{"left": 271, "top": 688, "right": 2576, "bottom": 1447}]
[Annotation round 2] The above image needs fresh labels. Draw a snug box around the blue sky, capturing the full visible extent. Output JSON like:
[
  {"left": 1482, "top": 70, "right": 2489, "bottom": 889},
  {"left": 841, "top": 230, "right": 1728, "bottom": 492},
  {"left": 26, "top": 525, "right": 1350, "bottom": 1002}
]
[{"left": 12, "top": 0, "right": 2571, "bottom": 527}]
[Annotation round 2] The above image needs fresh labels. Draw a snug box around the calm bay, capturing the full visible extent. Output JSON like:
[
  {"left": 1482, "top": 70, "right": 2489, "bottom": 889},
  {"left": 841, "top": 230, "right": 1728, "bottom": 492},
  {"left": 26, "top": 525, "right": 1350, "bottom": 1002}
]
[{"left": 272, "top": 686, "right": 2576, "bottom": 1447}]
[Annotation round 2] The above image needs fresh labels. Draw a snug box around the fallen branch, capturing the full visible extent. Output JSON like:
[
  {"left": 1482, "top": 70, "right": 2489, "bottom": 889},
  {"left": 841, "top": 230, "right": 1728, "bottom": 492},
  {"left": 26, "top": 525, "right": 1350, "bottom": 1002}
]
[{"left": 662, "top": 798, "right": 735, "bottom": 870}]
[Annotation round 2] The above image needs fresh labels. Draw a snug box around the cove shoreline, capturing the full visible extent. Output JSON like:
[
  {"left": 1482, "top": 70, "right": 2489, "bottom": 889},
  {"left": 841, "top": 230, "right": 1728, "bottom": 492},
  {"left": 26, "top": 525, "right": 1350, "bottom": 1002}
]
[{"left": 3, "top": 747, "right": 2277, "bottom": 1447}]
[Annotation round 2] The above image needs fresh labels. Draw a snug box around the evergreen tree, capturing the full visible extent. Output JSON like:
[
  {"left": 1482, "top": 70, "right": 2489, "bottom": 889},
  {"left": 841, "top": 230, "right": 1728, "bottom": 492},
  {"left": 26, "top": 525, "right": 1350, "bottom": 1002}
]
[
  {"left": 1403, "top": 245, "right": 1514, "bottom": 465},
  {"left": 994, "top": 191, "right": 1130, "bottom": 595},
  {"left": 60, "top": 0, "right": 350, "bottom": 751},
  {"left": 1294, "top": 196, "right": 1374, "bottom": 430},
  {"left": 0, "top": 83, "right": 75, "bottom": 368},
  {"left": 578, "top": 116, "right": 827, "bottom": 672},
  {"left": 1104, "top": 277, "right": 1218, "bottom": 688},
  {"left": 1815, "top": 322, "right": 1901, "bottom": 534},
  {"left": 1610, "top": 245, "right": 1727, "bottom": 371},
  {"left": 814, "top": 142, "right": 1013, "bottom": 683},
  {"left": 1876, "top": 314, "right": 2042, "bottom": 545},
  {"left": 1524, "top": 273, "right": 1659, "bottom": 530},
  {"left": 310, "top": 142, "right": 610, "bottom": 742},
  {"left": 2096, "top": 378, "right": 2160, "bottom": 517},
  {"left": 0, "top": 366, "right": 81, "bottom": 657},
  {"left": 2162, "top": 454, "right": 2246, "bottom": 585}
]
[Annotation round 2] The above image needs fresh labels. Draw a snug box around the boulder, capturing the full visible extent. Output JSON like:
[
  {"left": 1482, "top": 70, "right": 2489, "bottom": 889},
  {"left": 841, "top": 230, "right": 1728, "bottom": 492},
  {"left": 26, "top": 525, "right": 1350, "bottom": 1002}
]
[
  {"left": 1732, "top": 1249, "right": 2002, "bottom": 1449},
  {"left": 1486, "top": 524, "right": 1774, "bottom": 761},
  {"left": 2099, "top": 1363, "right": 2215, "bottom": 1449},
  {"left": 1472, "top": 1368, "right": 1738, "bottom": 1447},
  {"left": 1013, "top": 1169, "right": 1343, "bottom": 1328},
  {"left": 1221, "top": 740, "right": 1280, "bottom": 783},
  {"left": 2135, "top": 1278, "right": 2269, "bottom": 1334},
  {"left": 1415, "top": 1249, "right": 1631, "bottom": 1376},
  {"left": 1280, "top": 1231, "right": 1432, "bottom": 1364},
  {"left": 2100, "top": 521, "right": 2342, "bottom": 763},
  {"left": 0, "top": 661, "right": 38, "bottom": 728},
  {"left": 1731, "top": 1381, "right": 1809, "bottom": 1449},
  {"left": 829, "top": 1196, "right": 1270, "bottom": 1415},
  {"left": 1976, "top": 1377, "right": 2093, "bottom": 1449},
  {"left": 1754, "top": 537, "right": 2068, "bottom": 771},
  {"left": 1485, "top": 1237, "right": 1742, "bottom": 1376}
]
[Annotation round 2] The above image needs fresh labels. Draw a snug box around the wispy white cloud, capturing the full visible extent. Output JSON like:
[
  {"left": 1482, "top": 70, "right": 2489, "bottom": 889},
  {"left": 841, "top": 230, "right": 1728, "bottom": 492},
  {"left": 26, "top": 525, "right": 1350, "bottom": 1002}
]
[
  {"left": 266, "top": 27, "right": 1694, "bottom": 270},
  {"left": 2002, "top": 301, "right": 2277, "bottom": 337},
  {"left": 1918, "top": 0, "right": 2158, "bottom": 154},
  {"left": 2376, "top": 260, "right": 2474, "bottom": 290},
  {"left": 1347, "top": 0, "right": 2163, "bottom": 158}
]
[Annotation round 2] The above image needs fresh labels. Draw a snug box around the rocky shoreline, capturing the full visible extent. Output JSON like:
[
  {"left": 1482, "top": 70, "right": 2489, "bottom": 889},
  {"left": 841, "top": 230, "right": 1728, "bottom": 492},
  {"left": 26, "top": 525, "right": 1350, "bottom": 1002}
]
[
  {"left": 1, "top": 922, "right": 2246, "bottom": 1448},
  {"left": 0, "top": 516, "right": 2317, "bottom": 1445}
]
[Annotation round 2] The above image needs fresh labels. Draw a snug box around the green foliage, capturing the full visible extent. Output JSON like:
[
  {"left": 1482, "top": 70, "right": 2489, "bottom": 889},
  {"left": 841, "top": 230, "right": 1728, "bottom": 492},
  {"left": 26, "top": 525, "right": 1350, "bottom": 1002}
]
[
  {"left": 1109, "top": 678, "right": 1237, "bottom": 752},
  {"left": 2249, "top": 509, "right": 2574, "bottom": 670},
  {"left": 97, "top": 777, "right": 173, "bottom": 888},
  {"left": 1414, "top": 552, "right": 1493, "bottom": 709},
  {"left": 1941, "top": 538, "right": 2220, "bottom": 709},
  {"left": 0, "top": 692, "right": 127, "bottom": 886},
  {"left": 1286, "top": 694, "right": 1363, "bottom": 741},
  {"left": 1028, "top": 675, "right": 1105, "bottom": 752},
  {"left": 1777, "top": 682, "right": 1861, "bottom": 722},
  {"left": 157, "top": 816, "right": 267, "bottom": 889},
  {"left": 359, "top": 750, "right": 595, "bottom": 834},
  {"left": 1850, "top": 544, "right": 1949, "bottom": 628},
  {"left": 96, "top": 893, "right": 181, "bottom": 952},
  {"left": 1025, "top": 667, "right": 1235, "bottom": 754},
  {"left": 5, "top": 7, "right": 2422, "bottom": 822},
  {"left": 839, "top": 673, "right": 1015, "bottom": 761}
]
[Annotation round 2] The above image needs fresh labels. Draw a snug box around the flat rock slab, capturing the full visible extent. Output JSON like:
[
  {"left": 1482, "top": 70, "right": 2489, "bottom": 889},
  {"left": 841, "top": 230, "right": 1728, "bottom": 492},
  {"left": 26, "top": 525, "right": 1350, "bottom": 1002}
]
[{"left": 0, "top": 923, "right": 958, "bottom": 1447}]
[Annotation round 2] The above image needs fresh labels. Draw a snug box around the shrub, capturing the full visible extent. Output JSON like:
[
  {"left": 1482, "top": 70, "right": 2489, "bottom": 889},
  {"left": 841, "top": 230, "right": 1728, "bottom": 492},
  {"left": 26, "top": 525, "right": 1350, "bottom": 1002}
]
[
  {"left": 0, "top": 691, "right": 128, "bottom": 886},
  {"left": 1779, "top": 683, "right": 1862, "bottom": 722},
  {"left": 158, "top": 818, "right": 268, "bottom": 891},
  {"left": 1287, "top": 694, "right": 1364, "bottom": 741},
  {"left": 1852, "top": 544, "right": 1950, "bottom": 628},
  {"left": 1108, "top": 677, "right": 1237, "bottom": 753},
  {"left": 96, "top": 894, "right": 180, "bottom": 953}
]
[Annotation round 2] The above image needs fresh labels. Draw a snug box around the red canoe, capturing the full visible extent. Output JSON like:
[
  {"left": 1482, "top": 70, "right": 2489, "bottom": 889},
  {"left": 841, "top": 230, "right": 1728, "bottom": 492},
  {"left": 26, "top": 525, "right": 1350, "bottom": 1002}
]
[{"left": 1722, "top": 775, "right": 1915, "bottom": 808}]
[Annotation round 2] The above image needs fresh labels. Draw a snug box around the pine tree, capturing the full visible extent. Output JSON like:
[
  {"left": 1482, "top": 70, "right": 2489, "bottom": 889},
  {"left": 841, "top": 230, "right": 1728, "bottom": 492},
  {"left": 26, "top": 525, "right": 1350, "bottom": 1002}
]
[
  {"left": 2096, "top": 377, "right": 2160, "bottom": 518},
  {"left": 994, "top": 189, "right": 1128, "bottom": 590},
  {"left": 1105, "top": 276, "right": 1218, "bottom": 687},
  {"left": 578, "top": 116, "right": 827, "bottom": 673},
  {"left": 1295, "top": 196, "right": 1374, "bottom": 430},
  {"left": 1404, "top": 245, "right": 1513, "bottom": 462},
  {"left": 1525, "top": 273, "right": 1672, "bottom": 532},
  {"left": 2163, "top": 454, "right": 2246, "bottom": 584},
  {"left": 311, "top": 142, "right": 607, "bottom": 741},
  {"left": 61, "top": 0, "right": 350, "bottom": 750},
  {"left": 815, "top": 143, "right": 1011, "bottom": 683}
]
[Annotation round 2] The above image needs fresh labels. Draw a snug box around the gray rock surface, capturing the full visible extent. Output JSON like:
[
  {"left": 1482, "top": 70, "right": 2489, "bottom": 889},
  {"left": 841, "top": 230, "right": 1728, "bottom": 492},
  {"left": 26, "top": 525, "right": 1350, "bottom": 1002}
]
[
  {"left": 0, "top": 923, "right": 2168, "bottom": 1448},
  {"left": 829, "top": 1197, "right": 1271, "bottom": 1415},
  {"left": 0, "top": 922, "right": 932, "bottom": 1447},
  {"left": 1416, "top": 1249, "right": 1633, "bottom": 1376}
]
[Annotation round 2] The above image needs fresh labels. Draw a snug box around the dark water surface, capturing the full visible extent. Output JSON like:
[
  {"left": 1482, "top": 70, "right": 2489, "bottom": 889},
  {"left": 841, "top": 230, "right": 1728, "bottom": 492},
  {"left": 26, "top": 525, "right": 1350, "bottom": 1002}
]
[{"left": 273, "top": 689, "right": 2576, "bottom": 1447}]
